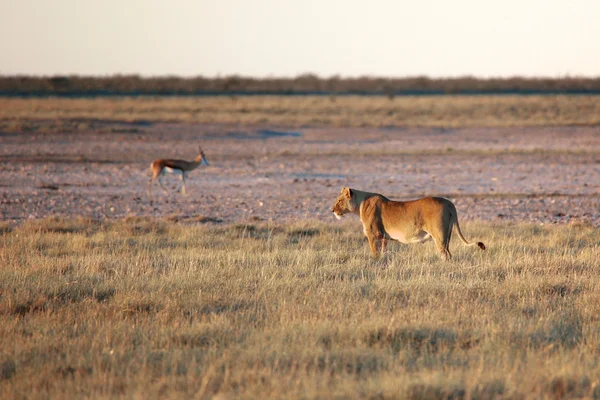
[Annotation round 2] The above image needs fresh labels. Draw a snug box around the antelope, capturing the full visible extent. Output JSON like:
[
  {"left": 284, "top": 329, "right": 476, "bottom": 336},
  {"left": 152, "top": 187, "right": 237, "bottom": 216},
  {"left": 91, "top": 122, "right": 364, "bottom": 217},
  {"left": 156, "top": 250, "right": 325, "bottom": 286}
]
[{"left": 148, "top": 147, "right": 209, "bottom": 198}]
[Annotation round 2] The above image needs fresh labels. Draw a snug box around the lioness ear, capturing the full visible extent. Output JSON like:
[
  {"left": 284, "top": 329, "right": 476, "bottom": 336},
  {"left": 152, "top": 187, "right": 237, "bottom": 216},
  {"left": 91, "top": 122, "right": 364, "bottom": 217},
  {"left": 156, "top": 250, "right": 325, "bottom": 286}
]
[{"left": 348, "top": 188, "right": 353, "bottom": 197}]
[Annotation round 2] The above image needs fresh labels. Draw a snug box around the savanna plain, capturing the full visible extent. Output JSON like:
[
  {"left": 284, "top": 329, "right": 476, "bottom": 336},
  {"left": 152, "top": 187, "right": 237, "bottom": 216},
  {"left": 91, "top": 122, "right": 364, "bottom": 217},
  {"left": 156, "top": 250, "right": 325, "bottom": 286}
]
[{"left": 1, "top": 95, "right": 600, "bottom": 399}]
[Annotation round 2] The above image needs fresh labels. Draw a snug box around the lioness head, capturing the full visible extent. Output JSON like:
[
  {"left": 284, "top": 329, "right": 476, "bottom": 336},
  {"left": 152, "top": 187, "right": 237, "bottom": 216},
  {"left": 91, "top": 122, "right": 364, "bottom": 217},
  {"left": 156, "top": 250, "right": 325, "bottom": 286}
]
[{"left": 331, "top": 187, "right": 355, "bottom": 219}]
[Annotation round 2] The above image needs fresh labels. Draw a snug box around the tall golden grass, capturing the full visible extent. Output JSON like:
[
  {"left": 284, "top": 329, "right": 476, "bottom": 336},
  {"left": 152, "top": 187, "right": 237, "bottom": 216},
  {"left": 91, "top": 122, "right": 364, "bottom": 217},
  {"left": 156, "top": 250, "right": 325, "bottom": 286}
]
[
  {"left": 1, "top": 217, "right": 599, "bottom": 398},
  {"left": 2, "top": 95, "right": 600, "bottom": 129}
]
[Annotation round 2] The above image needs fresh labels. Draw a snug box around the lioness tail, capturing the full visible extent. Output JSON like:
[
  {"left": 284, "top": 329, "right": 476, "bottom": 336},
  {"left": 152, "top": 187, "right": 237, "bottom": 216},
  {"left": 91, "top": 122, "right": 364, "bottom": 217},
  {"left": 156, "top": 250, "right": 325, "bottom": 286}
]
[{"left": 453, "top": 218, "right": 485, "bottom": 250}]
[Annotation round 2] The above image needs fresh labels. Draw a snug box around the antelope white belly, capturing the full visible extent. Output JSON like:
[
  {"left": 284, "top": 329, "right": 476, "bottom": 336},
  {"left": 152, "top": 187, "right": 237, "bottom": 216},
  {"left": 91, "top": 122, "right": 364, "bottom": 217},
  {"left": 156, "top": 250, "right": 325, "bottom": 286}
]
[
  {"left": 163, "top": 167, "right": 183, "bottom": 176},
  {"left": 386, "top": 228, "right": 431, "bottom": 244}
]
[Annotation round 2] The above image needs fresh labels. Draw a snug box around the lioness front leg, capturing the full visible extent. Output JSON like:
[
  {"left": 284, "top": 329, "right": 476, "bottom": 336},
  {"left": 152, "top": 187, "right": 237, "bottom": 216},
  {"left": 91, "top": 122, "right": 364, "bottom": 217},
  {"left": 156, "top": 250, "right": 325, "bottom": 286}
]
[
  {"left": 366, "top": 234, "right": 388, "bottom": 258},
  {"left": 380, "top": 239, "right": 388, "bottom": 257},
  {"left": 367, "top": 235, "right": 380, "bottom": 257}
]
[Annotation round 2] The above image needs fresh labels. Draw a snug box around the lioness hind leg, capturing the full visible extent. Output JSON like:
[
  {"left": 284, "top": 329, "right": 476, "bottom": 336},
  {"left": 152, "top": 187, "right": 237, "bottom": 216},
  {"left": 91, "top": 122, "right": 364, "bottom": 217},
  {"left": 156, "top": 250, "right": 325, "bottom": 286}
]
[
  {"left": 442, "top": 222, "right": 453, "bottom": 260},
  {"left": 438, "top": 242, "right": 451, "bottom": 260},
  {"left": 432, "top": 235, "right": 451, "bottom": 261},
  {"left": 428, "top": 216, "right": 452, "bottom": 260}
]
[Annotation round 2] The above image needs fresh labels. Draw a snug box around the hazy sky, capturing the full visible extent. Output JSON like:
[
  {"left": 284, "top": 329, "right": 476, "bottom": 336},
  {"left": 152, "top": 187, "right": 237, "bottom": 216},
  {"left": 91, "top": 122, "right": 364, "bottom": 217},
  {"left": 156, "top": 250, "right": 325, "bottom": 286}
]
[{"left": 1, "top": 0, "right": 599, "bottom": 77}]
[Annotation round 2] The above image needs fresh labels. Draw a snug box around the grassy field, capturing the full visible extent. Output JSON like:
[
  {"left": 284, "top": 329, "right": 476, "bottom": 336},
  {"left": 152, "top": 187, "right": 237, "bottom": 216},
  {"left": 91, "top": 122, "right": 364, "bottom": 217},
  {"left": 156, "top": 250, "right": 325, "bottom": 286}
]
[
  {"left": 3, "top": 95, "right": 600, "bottom": 129},
  {"left": 1, "top": 217, "right": 599, "bottom": 399}
]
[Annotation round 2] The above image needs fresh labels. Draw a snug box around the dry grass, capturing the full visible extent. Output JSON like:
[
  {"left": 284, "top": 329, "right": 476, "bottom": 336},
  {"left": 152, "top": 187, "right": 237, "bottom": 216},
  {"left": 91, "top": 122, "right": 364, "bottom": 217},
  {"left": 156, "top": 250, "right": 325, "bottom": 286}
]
[
  {"left": 1, "top": 217, "right": 600, "bottom": 399},
  {"left": 2, "top": 95, "right": 600, "bottom": 129}
]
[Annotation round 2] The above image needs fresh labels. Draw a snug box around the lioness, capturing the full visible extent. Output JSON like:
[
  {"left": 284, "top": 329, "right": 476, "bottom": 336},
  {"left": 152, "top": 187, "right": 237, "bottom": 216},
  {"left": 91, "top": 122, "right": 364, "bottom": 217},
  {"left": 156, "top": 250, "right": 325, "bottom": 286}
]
[{"left": 331, "top": 187, "right": 485, "bottom": 260}]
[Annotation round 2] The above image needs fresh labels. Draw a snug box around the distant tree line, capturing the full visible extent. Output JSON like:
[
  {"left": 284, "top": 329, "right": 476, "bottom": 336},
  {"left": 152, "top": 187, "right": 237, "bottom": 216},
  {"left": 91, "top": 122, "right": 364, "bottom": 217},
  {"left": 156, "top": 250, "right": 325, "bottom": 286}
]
[{"left": 1, "top": 74, "right": 600, "bottom": 96}]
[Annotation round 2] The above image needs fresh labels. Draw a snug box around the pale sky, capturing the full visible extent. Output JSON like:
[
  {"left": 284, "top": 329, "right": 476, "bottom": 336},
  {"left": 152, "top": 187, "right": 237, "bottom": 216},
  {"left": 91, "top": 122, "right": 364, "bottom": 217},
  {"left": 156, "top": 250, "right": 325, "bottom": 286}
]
[{"left": 1, "top": 0, "right": 599, "bottom": 78}]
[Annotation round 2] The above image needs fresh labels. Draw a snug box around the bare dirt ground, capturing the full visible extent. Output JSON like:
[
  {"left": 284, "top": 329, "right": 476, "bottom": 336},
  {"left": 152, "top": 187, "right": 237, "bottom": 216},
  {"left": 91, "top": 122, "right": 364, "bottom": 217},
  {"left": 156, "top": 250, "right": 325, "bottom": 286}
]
[{"left": 1, "top": 123, "right": 599, "bottom": 225}]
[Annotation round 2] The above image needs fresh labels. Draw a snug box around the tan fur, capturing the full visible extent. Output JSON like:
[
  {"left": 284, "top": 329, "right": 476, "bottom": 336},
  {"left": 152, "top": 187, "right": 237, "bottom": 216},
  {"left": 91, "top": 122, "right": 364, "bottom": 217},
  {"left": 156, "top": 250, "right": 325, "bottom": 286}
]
[
  {"left": 148, "top": 147, "right": 209, "bottom": 198},
  {"left": 331, "top": 187, "right": 485, "bottom": 260}
]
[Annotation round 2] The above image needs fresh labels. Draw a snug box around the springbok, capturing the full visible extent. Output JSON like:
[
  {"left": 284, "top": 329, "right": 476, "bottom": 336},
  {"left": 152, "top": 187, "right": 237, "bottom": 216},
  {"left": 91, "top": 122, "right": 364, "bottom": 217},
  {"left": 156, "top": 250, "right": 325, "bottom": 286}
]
[{"left": 148, "top": 147, "right": 209, "bottom": 198}]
